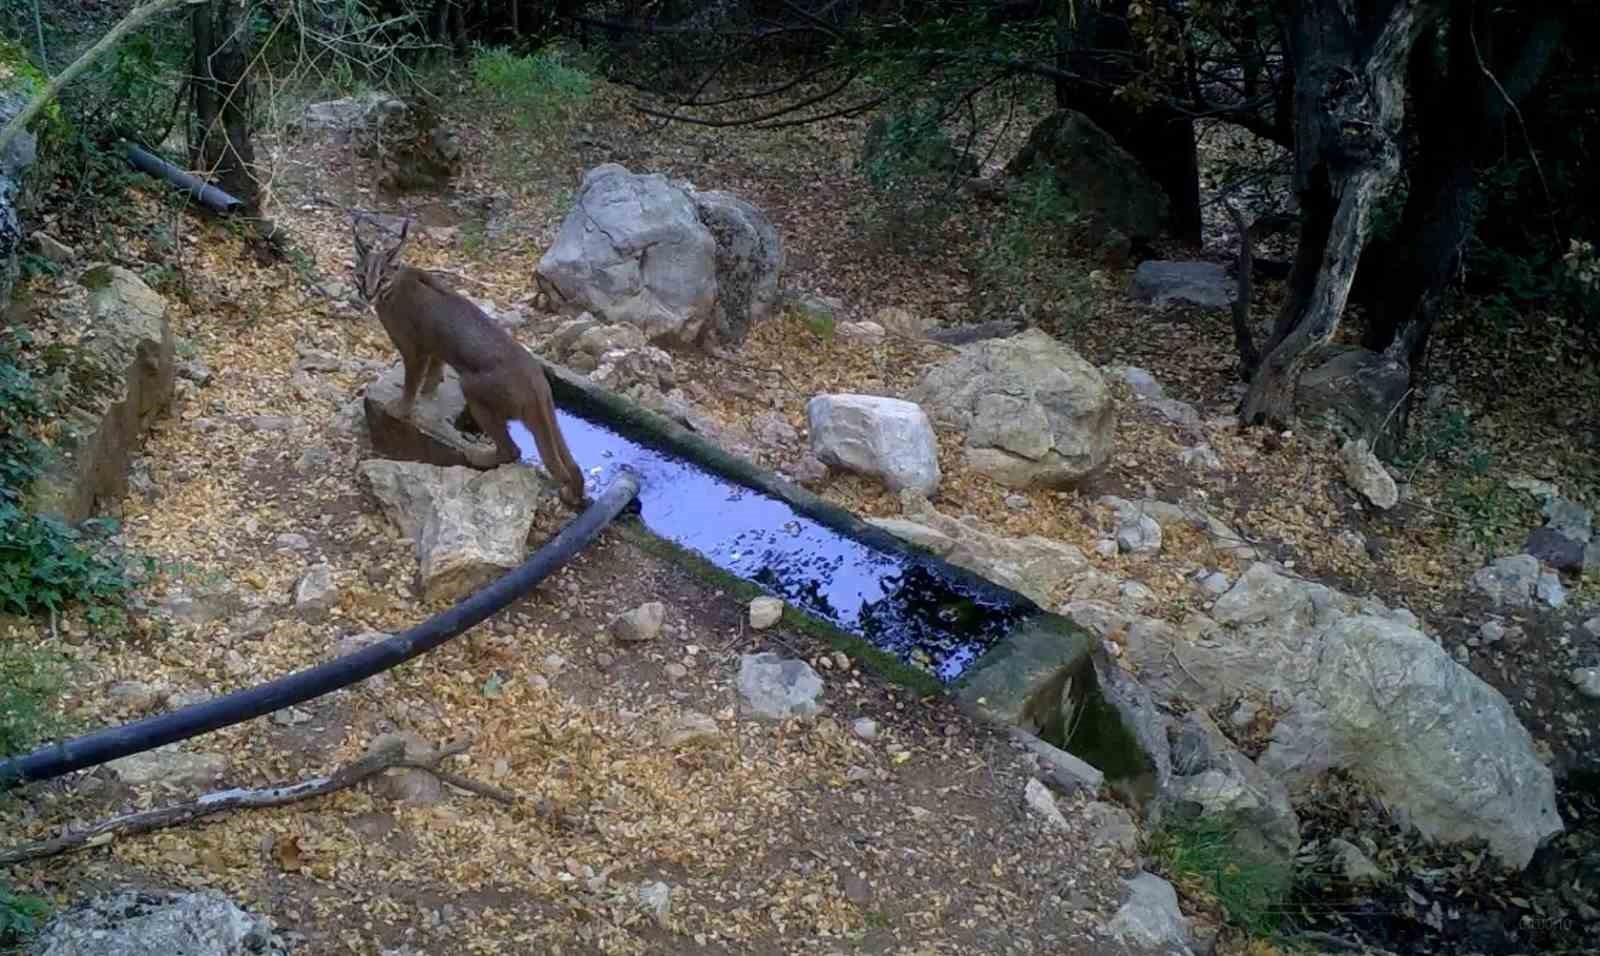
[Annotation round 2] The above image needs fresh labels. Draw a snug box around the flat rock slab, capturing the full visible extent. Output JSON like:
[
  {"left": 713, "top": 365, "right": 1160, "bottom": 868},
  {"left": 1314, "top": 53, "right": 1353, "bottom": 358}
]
[
  {"left": 1129, "top": 260, "right": 1235, "bottom": 310},
  {"left": 364, "top": 361, "right": 499, "bottom": 468}
]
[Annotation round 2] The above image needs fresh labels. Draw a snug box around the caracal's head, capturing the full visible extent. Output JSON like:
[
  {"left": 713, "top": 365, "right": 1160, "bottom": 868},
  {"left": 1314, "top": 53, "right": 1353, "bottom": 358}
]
[{"left": 351, "top": 216, "right": 410, "bottom": 304}]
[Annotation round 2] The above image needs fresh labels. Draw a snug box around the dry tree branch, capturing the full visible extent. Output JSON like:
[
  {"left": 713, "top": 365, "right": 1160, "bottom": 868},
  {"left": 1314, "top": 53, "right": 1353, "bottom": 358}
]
[
  {"left": 0, "top": 737, "right": 511, "bottom": 866},
  {"left": 0, "top": 0, "right": 209, "bottom": 158}
]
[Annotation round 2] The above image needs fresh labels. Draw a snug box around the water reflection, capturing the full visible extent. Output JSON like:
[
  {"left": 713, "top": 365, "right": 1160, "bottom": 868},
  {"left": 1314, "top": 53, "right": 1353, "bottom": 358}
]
[{"left": 559, "top": 409, "right": 1030, "bottom": 683}]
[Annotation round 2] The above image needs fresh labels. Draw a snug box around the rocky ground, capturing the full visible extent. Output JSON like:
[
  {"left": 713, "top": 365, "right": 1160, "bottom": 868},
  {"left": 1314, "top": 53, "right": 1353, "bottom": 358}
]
[{"left": 3, "top": 60, "right": 1598, "bottom": 956}]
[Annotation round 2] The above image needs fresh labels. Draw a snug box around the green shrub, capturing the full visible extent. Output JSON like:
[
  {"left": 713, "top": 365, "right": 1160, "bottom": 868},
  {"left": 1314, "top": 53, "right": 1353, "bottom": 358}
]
[
  {"left": 1147, "top": 815, "right": 1292, "bottom": 938},
  {"left": 973, "top": 172, "right": 1095, "bottom": 330},
  {"left": 470, "top": 46, "right": 593, "bottom": 129},
  {"left": 0, "top": 878, "right": 50, "bottom": 947},
  {"left": 0, "top": 641, "right": 67, "bottom": 758}
]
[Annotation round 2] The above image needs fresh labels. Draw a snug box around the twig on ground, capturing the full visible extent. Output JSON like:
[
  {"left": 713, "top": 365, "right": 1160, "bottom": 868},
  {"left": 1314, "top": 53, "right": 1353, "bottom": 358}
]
[{"left": 0, "top": 736, "right": 514, "bottom": 865}]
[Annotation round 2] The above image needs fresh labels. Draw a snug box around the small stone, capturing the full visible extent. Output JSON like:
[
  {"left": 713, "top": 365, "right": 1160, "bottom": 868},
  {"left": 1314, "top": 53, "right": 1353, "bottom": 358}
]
[
  {"left": 1093, "top": 539, "right": 1118, "bottom": 559},
  {"left": 1083, "top": 801, "right": 1139, "bottom": 854},
  {"left": 664, "top": 662, "right": 688, "bottom": 680},
  {"left": 636, "top": 881, "right": 672, "bottom": 923},
  {"left": 272, "top": 707, "right": 313, "bottom": 726},
  {"left": 852, "top": 718, "right": 879, "bottom": 740},
  {"left": 1179, "top": 444, "right": 1223, "bottom": 471},
  {"left": 527, "top": 674, "right": 550, "bottom": 692},
  {"left": 661, "top": 712, "right": 721, "bottom": 749},
  {"left": 1535, "top": 570, "right": 1568, "bottom": 608},
  {"left": 1329, "top": 837, "right": 1386, "bottom": 884},
  {"left": 1230, "top": 700, "right": 1258, "bottom": 727},
  {"left": 1004, "top": 494, "right": 1031, "bottom": 511},
  {"left": 105, "top": 680, "right": 167, "bottom": 714},
  {"left": 1479, "top": 620, "right": 1506, "bottom": 645},
  {"left": 31, "top": 231, "right": 75, "bottom": 262},
  {"left": 791, "top": 453, "right": 830, "bottom": 484},
  {"left": 1024, "top": 777, "right": 1070, "bottom": 831},
  {"left": 748, "top": 596, "right": 784, "bottom": 631},
  {"left": 105, "top": 745, "right": 227, "bottom": 787},
  {"left": 837, "top": 320, "right": 886, "bottom": 344},
  {"left": 610, "top": 601, "right": 666, "bottom": 642},
  {"left": 1195, "top": 571, "right": 1232, "bottom": 598},
  {"left": 1339, "top": 438, "right": 1398, "bottom": 510},
  {"left": 294, "top": 564, "right": 338, "bottom": 618},
  {"left": 542, "top": 654, "right": 566, "bottom": 674},
  {"left": 1584, "top": 616, "right": 1600, "bottom": 639},
  {"left": 737, "top": 652, "right": 823, "bottom": 720},
  {"left": 275, "top": 532, "right": 311, "bottom": 551},
  {"left": 595, "top": 652, "right": 615, "bottom": 668},
  {"left": 840, "top": 870, "right": 873, "bottom": 905},
  {"left": 832, "top": 651, "right": 850, "bottom": 672},
  {"left": 1570, "top": 667, "right": 1600, "bottom": 701}
]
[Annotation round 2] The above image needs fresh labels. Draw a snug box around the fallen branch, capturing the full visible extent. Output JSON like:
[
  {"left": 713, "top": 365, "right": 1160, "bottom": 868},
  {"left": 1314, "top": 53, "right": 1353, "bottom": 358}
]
[
  {"left": 0, "top": 0, "right": 208, "bottom": 159},
  {"left": 0, "top": 736, "right": 510, "bottom": 865}
]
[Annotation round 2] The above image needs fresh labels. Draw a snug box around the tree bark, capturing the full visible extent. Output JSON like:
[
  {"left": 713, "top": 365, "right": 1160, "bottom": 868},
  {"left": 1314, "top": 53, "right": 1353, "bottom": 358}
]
[
  {"left": 1358, "top": 2, "right": 1565, "bottom": 377},
  {"left": 189, "top": 0, "right": 258, "bottom": 212},
  {"left": 1238, "top": 0, "right": 1445, "bottom": 427}
]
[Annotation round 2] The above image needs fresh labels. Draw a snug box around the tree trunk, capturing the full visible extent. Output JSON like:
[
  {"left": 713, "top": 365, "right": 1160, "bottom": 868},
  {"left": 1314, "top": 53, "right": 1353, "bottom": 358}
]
[
  {"left": 1238, "top": 0, "right": 1444, "bottom": 427},
  {"left": 190, "top": 0, "right": 258, "bottom": 213},
  {"left": 1054, "top": 1, "right": 1203, "bottom": 244},
  {"left": 1358, "top": 2, "right": 1565, "bottom": 378}
]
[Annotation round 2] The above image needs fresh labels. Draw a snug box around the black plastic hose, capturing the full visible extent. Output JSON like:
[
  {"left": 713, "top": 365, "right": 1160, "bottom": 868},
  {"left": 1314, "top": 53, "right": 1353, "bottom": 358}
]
[
  {"left": 123, "top": 142, "right": 243, "bottom": 214},
  {"left": 0, "top": 469, "right": 640, "bottom": 787}
]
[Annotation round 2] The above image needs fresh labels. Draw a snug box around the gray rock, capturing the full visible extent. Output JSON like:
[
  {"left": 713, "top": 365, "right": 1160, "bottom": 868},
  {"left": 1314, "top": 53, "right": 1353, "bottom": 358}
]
[
  {"left": 1012, "top": 730, "right": 1105, "bottom": 794},
  {"left": 1570, "top": 667, "right": 1600, "bottom": 701},
  {"left": 360, "top": 459, "right": 548, "bottom": 603},
  {"left": 1523, "top": 527, "right": 1586, "bottom": 573},
  {"left": 868, "top": 499, "right": 1087, "bottom": 606},
  {"left": 748, "top": 596, "right": 784, "bottom": 630},
  {"left": 1023, "top": 777, "right": 1070, "bottom": 831},
  {"left": 1470, "top": 555, "right": 1541, "bottom": 607},
  {"left": 1005, "top": 110, "right": 1171, "bottom": 241},
  {"left": 1585, "top": 616, "right": 1600, "bottom": 639},
  {"left": 1106, "top": 365, "right": 1166, "bottom": 399},
  {"left": 1295, "top": 347, "right": 1410, "bottom": 459},
  {"left": 1102, "top": 496, "right": 1164, "bottom": 555},
  {"left": 689, "top": 188, "right": 784, "bottom": 346},
  {"left": 836, "top": 320, "right": 886, "bottom": 344},
  {"left": 1535, "top": 569, "right": 1568, "bottom": 608},
  {"left": 105, "top": 680, "right": 167, "bottom": 715},
  {"left": 23, "top": 265, "right": 174, "bottom": 524},
  {"left": 29, "top": 889, "right": 286, "bottom": 956},
  {"left": 1339, "top": 438, "right": 1398, "bottom": 510},
  {"left": 293, "top": 563, "right": 338, "bottom": 618},
  {"left": 1149, "top": 397, "right": 1201, "bottom": 428},
  {"left": 807, "top": 393, "right": 940, "bottom": 495},
  {"left": 1084, "top": 800, "right": 1140, "bottom": 854},
  {"left": 852, "top": 718, "right": 879, "bottom": 740},
  {"left": 737, "top": 653, "right": 824, "bottom": 720},
  {"left": 1164, "top": 712, "right": 1300, "bottom": 874},
  {"left": 610, "top": 601, "right": 666, "bottom": 643},
  {"left": 1119, "top": 562, "right": 1562, "bottom": 869},
  {"left": 274, "top": 532, "right": 311, "bottom": 552},
  {"left": 1179, "top": 444, "right": 1222, "bottom": 471},
  {"left": 661, "top": 712, "right": 721, "bottom": 749},
  {"left": 368, "top": 732, "right": 442, "bottom": 805},
  {"left": 1130, "top": 261, "right": 1234, "bottom": 310},
  {"left": 873, "top": 306, "right": 926, "bottom": 337},
  {"left": 32, "top": 231, "right": 75, "bottom": 263},
  {"left": 1328, "top": 837, "right": 1386, "bottom": 884},
  {"left": 1125, "top": 498, "right": 1259, "bottom": 561},
  {"left": 913, "top": 329, "right": 1114, "bottom": 488},
  {"left": 635, "top": 881, "right": 673, "bottom": 924},
  {"left": 300, "top": 92, "right": 409, "bottom": 142},
  {"left": 1106, "top": 872, "right": 1194, "bottom": 956},
  {"left": 1542, "top": 496, "right": 1594, "bottom": 542},
  {"left": 105, "top": 745, "right": 226, "bottom": 788},
  {"left": 536, "top": 164, "right": 719, "bottom": 345},
  {"left": 1195, "top": 571, "right": 1232, "bottom": 598}
]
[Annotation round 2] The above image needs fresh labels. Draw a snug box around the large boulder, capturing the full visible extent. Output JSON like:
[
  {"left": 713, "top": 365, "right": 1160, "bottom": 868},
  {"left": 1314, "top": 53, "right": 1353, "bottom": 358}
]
[
  {"left": 806, "top": 393, "right": 941, "bottom": 495},
  {"left": 29, "top": 889, "right": 287, "bottom": 956},
  {"left": 1114, "top": 562, "right": 1563, "bottom": 869},
  {"left": 537, "top": 164, "right": 782, "bottom": 347},
  {"left": 297, "top": 92, "right": 410, "bottom": 148},
  {"left": 1005, "top": 110, "right": 1171, "bottom": 241},
  {"left": 913, "top": 329, "right": 1114, "bottom": 488},
  {"left": 23, "top": 265, "right": 175, "bottom": 523},
  {"left": 1129, "top": 261, "right": 1235, "bottom": 310},
  {"left": 691, "top": 189, "right": 785, "bottom": 345},
  {"left": 359, "top": 458, "right": 550, "bottom": 603},
  {"left": 1296, "top": 347, "right": 1411, "bottom": 458}
]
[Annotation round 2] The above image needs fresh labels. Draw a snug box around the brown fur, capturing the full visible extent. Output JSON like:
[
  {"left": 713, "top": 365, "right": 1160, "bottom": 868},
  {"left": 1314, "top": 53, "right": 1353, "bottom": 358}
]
[{"left": 353, "top": 221, "right": 586, "bottom": 506}]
